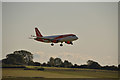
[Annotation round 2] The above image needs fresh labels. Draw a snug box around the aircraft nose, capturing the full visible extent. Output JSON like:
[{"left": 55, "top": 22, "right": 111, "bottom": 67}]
[
  {"left": 74, "top": 36, "right": 78, "bottom": 40},
  {"left": 76, "top": 36, "right": 78, "bottom": 40}
]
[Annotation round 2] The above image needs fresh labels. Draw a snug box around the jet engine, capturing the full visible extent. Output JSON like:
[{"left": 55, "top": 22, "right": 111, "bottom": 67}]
[
  {"left": 52, "top": 40, "right": 59, "bottom": 43},
  {"left": 65, "top": 41, "right": 73, "bottom": 45}
]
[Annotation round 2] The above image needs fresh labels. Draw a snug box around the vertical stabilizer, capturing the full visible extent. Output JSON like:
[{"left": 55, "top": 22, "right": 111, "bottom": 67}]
[{"left": 35, "top": 28, "right": 43, "bottom": 37}]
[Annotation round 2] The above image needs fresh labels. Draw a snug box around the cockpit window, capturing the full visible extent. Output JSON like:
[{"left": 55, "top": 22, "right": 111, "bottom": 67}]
[{"left": 72, "top": 35, "right": 76, "bottom": 37}]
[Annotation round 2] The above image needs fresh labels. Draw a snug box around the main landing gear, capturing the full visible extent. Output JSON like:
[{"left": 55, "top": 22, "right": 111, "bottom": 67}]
[
  {"left": 51, "top": 43, "right": 63, "bottom": 46},
  {"left": 51, "top": 43, "right": 54, "bottom": 46},
  {"left": 60, "top": 44, "right": 63, "bottom": 46},
  {"left": 60, "top": 42, "right": 63, "bottom": 46}
]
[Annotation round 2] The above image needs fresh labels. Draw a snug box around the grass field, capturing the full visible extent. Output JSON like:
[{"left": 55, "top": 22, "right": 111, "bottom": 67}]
[{"left": 2, "top": 66, "right": 119, "bottom": 80}]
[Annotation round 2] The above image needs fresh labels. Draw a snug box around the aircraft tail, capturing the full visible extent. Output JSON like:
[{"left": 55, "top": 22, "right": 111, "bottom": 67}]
[{"left": 35, "top": 27, "right": 43, "bottom": 37}]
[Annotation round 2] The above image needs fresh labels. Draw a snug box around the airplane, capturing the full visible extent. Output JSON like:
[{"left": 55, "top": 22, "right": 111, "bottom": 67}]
[{"left": 30, "top": 27, "right": 78, "bottom": 46}]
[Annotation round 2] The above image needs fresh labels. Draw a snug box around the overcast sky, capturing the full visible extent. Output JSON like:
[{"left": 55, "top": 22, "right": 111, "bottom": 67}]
[{"left": 2, "top": 2, "right": 118, "bottom": 66}]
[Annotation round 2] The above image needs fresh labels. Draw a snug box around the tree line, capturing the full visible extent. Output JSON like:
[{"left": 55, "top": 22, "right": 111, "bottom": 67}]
[{"left": 2, "top": 50, "right": 119, "bottom": 71}]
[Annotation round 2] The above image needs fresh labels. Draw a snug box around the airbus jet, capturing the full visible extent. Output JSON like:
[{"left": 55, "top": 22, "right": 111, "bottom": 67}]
[{"left": 30, "top": 27, "right": 78, "bottom": 46}]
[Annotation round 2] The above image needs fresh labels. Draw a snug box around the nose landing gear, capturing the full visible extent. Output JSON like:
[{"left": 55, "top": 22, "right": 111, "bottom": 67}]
[{"left": 70, "top": 42, "right": 73, "bottom": 45}]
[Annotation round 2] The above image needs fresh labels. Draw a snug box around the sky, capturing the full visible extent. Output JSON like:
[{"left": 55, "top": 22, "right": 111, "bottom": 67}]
[{"left": 2, "top": 2, "right": 118, "bottom": 66}]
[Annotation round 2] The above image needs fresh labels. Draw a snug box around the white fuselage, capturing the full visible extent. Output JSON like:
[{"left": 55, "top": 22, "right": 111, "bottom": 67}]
[
  {"left": 35, "top": 34, "right": 78, "bottom": 43},
  {"left": 32, "top": 27, "right": 78, "bottom": 46}
]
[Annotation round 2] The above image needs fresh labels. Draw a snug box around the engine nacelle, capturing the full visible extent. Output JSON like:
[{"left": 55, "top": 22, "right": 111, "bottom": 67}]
[
  {"left": 52, "top": 40, "right": 59, "bottom": 43},
  {"left": 65, "top": 41, "right": 73, "bottom": 45}
]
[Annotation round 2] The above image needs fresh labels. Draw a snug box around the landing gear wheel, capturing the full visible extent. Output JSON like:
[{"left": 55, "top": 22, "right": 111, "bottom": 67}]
[
  {"left": 71, "top": 43, "right": 73, "bottom": 45},
  {"left": 60, "top": 44, "right": 63, "bottom": 46},
  {"left": 51, "top": 43, "right": 54, "bottom": 46}
]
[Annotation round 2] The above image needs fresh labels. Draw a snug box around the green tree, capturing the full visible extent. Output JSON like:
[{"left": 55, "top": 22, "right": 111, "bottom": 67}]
[
  {"left": 6, "top": 53, "right": 25, "bottom": 65},
  {"left": 34, "top": 62, "right": 41, "bottom": 66},
  {"left": 118, "top": 64, "right": 120, "bottom": 70},
  {"left": 2, "top": 50, "right": 33, "bottom": 65},
  {"left": 73, "top": 64, "right": 79, "bottom": 68},
  {"left": 47, "top": 57, "right": 55, "bottom": 67},
  {"left": 87, "top": 60, "right": 101, "bottom": 69},
  {"left": 54, "top": 58, "right": 63, "bottom": 67},
  {"left": 47, "top": 57, "right": 63, "bottom": 67},
  {"left": 63, "top": 60, "right": 73, "bottom": 68},
  {"left": 14, "top": 50, "right": 33, "bottom": 64}
]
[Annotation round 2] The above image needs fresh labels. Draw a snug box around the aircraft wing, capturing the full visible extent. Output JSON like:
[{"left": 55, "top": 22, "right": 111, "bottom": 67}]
[{"left": 37, "top": 37, "right": 54, "bottom": 41}]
